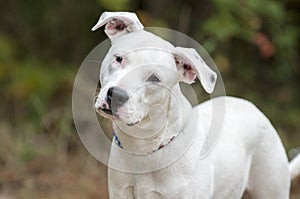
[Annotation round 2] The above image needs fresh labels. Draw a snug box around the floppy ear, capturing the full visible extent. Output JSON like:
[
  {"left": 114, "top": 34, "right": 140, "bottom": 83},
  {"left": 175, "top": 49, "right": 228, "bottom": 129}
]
[
  {"left": 91, "top": 12, "right": 144, "bottom": 41},
  {"left": 173, "top": 47, "right": 217, "bottom": 93}
]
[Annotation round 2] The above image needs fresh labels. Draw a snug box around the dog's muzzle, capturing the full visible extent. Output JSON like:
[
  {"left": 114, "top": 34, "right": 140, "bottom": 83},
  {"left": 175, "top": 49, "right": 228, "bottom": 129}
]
[{"left": 99, "top": 86, "right": 129, "bottom": 116}]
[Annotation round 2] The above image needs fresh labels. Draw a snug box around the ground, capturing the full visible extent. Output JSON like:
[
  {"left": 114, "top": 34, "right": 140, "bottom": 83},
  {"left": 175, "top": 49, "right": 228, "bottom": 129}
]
[
  {"left": 0, "top": 146, "right": 299, "bottom": 199},
  {"left": 0, "top": 147, "right": 108, "bottom": 199}
]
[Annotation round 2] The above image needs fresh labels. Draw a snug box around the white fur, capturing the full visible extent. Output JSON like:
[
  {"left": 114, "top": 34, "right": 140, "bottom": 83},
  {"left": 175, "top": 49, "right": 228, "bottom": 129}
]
[
  {"left": 93, "top": 12, "right": 300, "bottom": 199},
  {"left": 290, "top": 154, "right": 300, "bottom": 180}
]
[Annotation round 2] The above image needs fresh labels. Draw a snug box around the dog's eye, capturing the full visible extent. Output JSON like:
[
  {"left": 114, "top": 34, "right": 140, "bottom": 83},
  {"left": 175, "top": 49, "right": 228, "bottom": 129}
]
[
  {"left": 115, "top": 56, "right": 123, "bottom": 63},
  {"left": 147, "top": 74, "right": 161, "bottom": 83}
]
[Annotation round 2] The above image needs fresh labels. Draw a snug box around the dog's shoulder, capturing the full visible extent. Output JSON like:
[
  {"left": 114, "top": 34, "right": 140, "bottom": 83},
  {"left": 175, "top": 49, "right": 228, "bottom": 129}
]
[
  {"left": 195, "top": 96, "right": 263, "bottom": 118},
  {"left": 193, "top": 96, "right": 271, "bottom": 144}
]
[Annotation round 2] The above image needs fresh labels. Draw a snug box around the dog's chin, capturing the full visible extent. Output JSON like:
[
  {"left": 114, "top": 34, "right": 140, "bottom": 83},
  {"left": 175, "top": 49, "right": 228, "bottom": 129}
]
[
  {"left": 117, "top": 113, "right": 148, "bottom": 127},
  {"left": 117, "top": 116, "right": 142, "bottom": 127},
  {"left": 126, "top": 120, "right": 140, "bottom": 126},
  {"left": 123, "top": 112, "right": 153, "bottom": 128},
  {"left": 97, "top": 107, "right": 148, "bottom": 127},
  {"left": 97, "top": 109, "right": 142, "bottom": 127}
]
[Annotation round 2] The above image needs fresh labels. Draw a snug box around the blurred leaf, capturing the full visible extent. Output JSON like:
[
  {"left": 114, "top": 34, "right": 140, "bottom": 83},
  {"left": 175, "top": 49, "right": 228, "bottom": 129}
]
[
  {"left": 202, "top": 39, "right": 217, "bottom": 53},
  {"left": 274, "top": 26, "right": 299, "bottom": 51},
  {"left": 6, "top": 61, "right": 70, "bottom": 101},
  {"left": 97, "top": 0, "right": 130, "bottom": 10},
  {"left": 213, "top": 54, "right": 230, "bottom": 73},
  {"left": 0, "top": 34, "right": 15, "bottom": 63},
  {"left": 247, "top": 0, "right": 284, "bottom": 23},
  {"left": 202, "top": 11, "right": 240, "bottom": 41}
]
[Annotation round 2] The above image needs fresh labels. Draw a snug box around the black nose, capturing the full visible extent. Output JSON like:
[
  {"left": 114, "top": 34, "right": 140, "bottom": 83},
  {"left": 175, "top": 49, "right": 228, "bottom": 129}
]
[{"left": 107, "top": 87, "right": 129, "bottom": 109}]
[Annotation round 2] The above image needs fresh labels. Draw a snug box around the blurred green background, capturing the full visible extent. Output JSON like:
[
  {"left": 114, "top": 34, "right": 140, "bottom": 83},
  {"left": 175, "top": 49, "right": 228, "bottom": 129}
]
[{"left": 0, "top": 0, "right": 299, "bottom": 198}]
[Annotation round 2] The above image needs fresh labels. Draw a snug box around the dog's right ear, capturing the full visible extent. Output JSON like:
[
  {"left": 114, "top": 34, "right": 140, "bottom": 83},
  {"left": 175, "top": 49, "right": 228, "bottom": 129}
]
[
  {"left": 91, "top": 12, "right": 144, "bottom": 41},
  {"left": 173, "top": 47, "right": 217, "bottom": 93}
]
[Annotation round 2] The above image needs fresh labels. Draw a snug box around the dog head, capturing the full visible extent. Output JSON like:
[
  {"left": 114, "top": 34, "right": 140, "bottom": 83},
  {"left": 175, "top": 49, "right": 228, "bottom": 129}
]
[{"left": 93, "top": 12, "right": 217, "bottom": 128}]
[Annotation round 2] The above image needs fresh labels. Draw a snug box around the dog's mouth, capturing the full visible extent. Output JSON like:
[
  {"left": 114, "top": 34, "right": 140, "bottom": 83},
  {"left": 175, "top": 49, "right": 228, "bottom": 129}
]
[
  {"left": 101, "top": 108, "right": 113, "bottom": 115},
  {"left": 99, "top": 108, "right": 140, "bottom": 127},
  {"left": 97, "top": 108, "right": 115, "bottom": 121},
  {"left": 126, "top": 120, "right": 140, "bottom": 126},
  {"left": 96, "top": 102, "right": 144, "bottom": 127}
]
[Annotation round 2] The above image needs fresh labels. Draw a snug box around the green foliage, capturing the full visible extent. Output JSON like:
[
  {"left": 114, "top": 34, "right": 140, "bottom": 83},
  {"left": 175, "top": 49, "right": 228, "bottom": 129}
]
[
  {"left": 97, "top": 0, "right": 130, "bottom": 10},
  {"left": 6, "top": 61, "right": 71, "bottom": 100},
  {"left": 0, "top": 0, "right": 299, "bottom": 170},
  {"left": 198, "top": 0, "right": 300, "bottom": 149},
  {"left": 0, "top": 34, "right": 15, "bottom": 63},
  {"left": 0, "top": 0, "right": 299, "bottom": 197}
]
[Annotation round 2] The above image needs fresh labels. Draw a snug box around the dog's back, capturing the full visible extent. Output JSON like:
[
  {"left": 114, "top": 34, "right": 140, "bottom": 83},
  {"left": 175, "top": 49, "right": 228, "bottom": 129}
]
[{"left": 196, "top": 96, "right": 290, "bottom": 198}]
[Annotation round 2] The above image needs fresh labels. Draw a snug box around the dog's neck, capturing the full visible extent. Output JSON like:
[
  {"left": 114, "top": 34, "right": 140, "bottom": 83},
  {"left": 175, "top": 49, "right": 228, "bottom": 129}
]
[{"left": 112, "top": 85, "right": 192, "bottom": 154}]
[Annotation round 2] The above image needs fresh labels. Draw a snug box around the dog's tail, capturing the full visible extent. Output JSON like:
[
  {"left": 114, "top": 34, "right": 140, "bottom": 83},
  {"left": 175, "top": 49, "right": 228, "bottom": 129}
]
[{"left": 290, "top": 153, "right": 300, "bottom": 180}]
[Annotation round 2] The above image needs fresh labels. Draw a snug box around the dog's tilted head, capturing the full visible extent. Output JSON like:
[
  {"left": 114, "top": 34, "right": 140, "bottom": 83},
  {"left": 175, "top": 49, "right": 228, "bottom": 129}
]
[{"left": 93, "top": 12, "right": 217, "bottom": 128}]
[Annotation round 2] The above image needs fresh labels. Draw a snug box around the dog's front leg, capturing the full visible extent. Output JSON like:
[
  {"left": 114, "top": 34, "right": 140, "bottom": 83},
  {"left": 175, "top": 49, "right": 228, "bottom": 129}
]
[
  {"left": 108, "top": 168, "right": 135, "bottom": 199},
  {"left": 109, "top": 186, "right": 134, "bottom": 199}
]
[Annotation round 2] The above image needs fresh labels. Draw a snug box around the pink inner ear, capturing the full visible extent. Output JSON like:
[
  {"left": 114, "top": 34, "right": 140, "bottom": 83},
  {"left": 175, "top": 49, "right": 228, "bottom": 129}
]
[
  {"left": 106, "top": 19, "right": 126, "bottom": 31},
  {"left": 183, "top": 64, "right": 196, "bottom": 82}
]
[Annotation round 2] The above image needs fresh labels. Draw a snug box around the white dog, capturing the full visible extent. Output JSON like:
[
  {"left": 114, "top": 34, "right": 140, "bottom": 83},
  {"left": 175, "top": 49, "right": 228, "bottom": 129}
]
[{"left": 93, "top": 12, "right": 300, "bottom": 199}]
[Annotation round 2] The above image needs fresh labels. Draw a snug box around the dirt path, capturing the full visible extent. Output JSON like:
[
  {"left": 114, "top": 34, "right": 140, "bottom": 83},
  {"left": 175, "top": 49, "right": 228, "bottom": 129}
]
[
  {"left": 0, "top": 149, "right": 108, "bottom": 199},
  {"left": 0, "top": 148, "right": 299, "bottom": 199}
]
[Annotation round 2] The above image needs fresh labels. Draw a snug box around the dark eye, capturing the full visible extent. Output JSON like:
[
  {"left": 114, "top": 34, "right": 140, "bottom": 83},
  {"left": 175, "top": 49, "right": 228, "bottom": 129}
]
[
  {"left": 147, "top": 74, "right": 161, "bottom": 83},
  {"left": 115, "top": 56, "right": 123, "bottom": 63}
]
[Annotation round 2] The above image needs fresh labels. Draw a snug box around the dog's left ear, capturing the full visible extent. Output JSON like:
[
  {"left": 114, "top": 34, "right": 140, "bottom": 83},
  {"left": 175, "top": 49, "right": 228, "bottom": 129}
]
[
  {"left": 173, "top": 47, "right": 217, "bottom": 93},
  {"left": 91, "top": 12, "right": 144, "bottom": 41}
]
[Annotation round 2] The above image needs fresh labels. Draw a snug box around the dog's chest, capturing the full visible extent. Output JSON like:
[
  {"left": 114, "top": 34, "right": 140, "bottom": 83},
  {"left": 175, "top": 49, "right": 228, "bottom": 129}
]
[
  {"left": 109, "top": 156, "right": 213, "bottom": 199},
  {"left": 133, "top": 171, "right": 191, "bottom": 198}
]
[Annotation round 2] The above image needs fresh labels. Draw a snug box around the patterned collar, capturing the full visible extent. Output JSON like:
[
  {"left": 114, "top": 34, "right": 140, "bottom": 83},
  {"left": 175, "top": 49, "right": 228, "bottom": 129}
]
[{"left": 113, "top": 131, "right": 176, "bottom": 153}]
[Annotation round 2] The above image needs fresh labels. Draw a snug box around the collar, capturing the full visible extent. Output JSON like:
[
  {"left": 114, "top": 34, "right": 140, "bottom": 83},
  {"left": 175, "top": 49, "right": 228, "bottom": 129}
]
[
  {"left": 113, "top": 131, "right": 177, "bottom": 153},
  {"left": 113, "top": 131, "right": 123, "bottom": 148}
]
